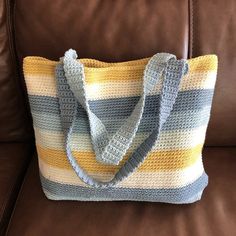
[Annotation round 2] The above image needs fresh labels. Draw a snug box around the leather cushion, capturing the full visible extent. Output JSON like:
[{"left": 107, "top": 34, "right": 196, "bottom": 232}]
[
  {"left": 6, "top": 148, "right": 236, "bottom": 236},
  {"left": 0, "top": 142, "right": 32, "bottom": 235}
]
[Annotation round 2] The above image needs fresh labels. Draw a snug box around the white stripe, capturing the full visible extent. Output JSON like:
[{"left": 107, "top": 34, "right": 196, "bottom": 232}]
[
  {"left": 34, "top": 125, "right": 207, "bottom": 152},
  {"left": 24, "top": 71, "right": 217, "bottom": 98}
]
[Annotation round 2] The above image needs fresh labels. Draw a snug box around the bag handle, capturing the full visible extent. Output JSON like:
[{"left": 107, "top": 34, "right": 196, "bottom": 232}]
[
  {"left": 60, "top": 49, "right": 174, "bottom": 165},
  {"left": 56, "top": 50, "right": 188, "bottom": 188}
]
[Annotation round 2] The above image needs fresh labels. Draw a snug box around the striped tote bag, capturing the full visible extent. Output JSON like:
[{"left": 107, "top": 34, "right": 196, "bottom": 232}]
[{"left": 23, "top": 49, "right": 218, "bottom": 203}]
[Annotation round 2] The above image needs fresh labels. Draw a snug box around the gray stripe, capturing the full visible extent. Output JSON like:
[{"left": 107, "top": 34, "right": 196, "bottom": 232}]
[
  {"left": 40, "top": 172, "right": 208, "bottom": 203},
  {"left": 44, "top": 190, "right": 203, "bottom": 204},
  {"left": 29, "top": 89, "right": 214, "bottom": 118},
  {"left": 31, "top": 106, "right": 211, "bottom": 133}
]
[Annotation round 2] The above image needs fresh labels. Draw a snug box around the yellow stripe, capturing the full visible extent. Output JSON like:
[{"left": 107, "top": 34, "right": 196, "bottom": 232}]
[
  {"left": 38, "top": 157, "right": 204, "bottom": 188},
  {"left": 36, "top": 144, "right": 203, "bottom": 174},
  {"left": 23, "top": 55, "right": 218, "bottom": 82}
]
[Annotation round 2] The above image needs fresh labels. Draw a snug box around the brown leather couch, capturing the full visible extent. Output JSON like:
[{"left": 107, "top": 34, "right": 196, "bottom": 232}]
[{"left": 0, "top": 0, "right": 236, "bottom": 235}]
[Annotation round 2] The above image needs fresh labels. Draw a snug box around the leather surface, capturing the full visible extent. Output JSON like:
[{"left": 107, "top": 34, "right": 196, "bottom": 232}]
[
  {"left": 14, "top": 0, "right": 188, "bottom": 61},
  {"left": 0, "top": 0, "right": 32, "bottom": 142},
  {"left": 0, "top": 1, "right": 235, "bottom": 235},
  {"left": 190, "top": 0, "right": 236, "bottom": 145},
  {"left": 0, "top": 0, "right": 235, "bottom": 144},
  {"left": 0, "top": 142, "right": 32, "bottom": 235},
  {"left": 14, "top": 0, "right": 236, "bottom": 146},
  {"left": 6, "top": 148, "right": 236, "bottom": 236}
]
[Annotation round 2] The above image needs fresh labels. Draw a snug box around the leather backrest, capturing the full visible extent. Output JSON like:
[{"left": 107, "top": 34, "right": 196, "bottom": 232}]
[
  {"left": 14, "top": 0, "right": 189, "bottom": 140},
  {"left": 0, "top": 0, "right": 32, "bottom": 142},
  {"left": 14, "top": 0, "right": 188, "bottom": 61},
  {"left": 190, "top": 0, "right": 236, "bottom": 145},
  {"left": 1, "top": 0, "right": 236, "bottom": 145}
]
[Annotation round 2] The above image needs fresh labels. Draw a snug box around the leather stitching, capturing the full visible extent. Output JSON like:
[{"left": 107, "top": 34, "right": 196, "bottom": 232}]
[
  {"left": 189, "top": 0, "right": 194, "bottom": 58},
  {"left": 4, "top": 0, "right": 33, "bottom": 142}
]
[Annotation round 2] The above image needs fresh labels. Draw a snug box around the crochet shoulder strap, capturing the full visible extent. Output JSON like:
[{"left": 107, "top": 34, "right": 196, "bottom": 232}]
[
  {"left": 56, "top": 49, "right": 188, "bottom": 188},
  {"left": 60, "top": 49, "right": 174, "bottom": 165}
]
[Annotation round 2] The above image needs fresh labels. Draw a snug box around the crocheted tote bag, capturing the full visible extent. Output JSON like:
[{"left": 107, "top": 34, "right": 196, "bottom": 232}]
[{"left": 23, "top": 49, "right": 218, "bottom": 203}]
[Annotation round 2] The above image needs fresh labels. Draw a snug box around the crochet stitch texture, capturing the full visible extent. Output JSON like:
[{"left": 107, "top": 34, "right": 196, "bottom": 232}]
[{"left": 23, "top": 50, "right": 217, "bottom": 203}]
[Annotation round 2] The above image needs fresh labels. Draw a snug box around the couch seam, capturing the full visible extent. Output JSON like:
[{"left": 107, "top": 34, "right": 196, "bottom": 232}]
[
  {"left": 188, "top": 0, "right": 193, "bottom": 58},
  {"left": 5, "top": 0, "right": 25, "bottom": 124},
  {"left": 4, "top": 0, "right": 33, "bottom": 142},
  {"left": 13, "top": 0, "right": 35, "bottom": 142}
]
